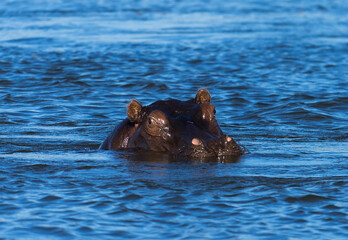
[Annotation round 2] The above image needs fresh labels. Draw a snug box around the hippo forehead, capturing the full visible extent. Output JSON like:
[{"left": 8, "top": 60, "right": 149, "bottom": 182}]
[
  {"left": 140, "top": 99, "right": 217, "bottom": 129},
  {"left": 143, "top": 99, "right": 200, "bottom": 119}
]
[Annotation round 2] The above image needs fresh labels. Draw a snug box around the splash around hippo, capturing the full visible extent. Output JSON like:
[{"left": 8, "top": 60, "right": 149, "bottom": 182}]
[{"left": 100, "top": 88, "right": 244, "bottom": 159}]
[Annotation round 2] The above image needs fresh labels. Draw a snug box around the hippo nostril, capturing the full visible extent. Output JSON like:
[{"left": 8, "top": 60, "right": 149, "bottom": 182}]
[{"left": 192, "top": 138, "right": 202, "bottom": 146}]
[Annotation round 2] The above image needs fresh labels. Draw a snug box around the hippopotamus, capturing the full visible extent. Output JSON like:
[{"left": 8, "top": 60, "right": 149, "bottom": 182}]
[{"left": 100, "top": 88, "right": 244, "bottom": 159}]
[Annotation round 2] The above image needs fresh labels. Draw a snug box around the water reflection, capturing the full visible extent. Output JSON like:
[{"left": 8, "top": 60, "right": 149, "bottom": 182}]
[{"left": 117, "top": 149, "right": 242, "bottom": 163}]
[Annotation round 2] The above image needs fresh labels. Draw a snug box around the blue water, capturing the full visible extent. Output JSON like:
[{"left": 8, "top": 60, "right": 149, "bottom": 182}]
[{"left": 0, "top": 0, "right": 347, "bottom": 239}]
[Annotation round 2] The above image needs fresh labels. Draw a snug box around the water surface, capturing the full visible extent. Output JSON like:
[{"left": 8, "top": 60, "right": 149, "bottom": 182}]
[{"left": 0, "top": 0, "right": 347, "bottom": 239}]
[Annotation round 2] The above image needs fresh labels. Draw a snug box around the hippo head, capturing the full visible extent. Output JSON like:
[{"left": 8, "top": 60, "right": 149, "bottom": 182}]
[{"left": 100, "top": 89, "right": 244, "bottom": 159}]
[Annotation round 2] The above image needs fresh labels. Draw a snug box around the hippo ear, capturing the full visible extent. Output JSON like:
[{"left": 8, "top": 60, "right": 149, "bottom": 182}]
[
  {"left": 127, "top": 100, "right": 142, "bottom": 122},
  {"left": 195, "top": 88, "right": 211, "bottom": 104}
]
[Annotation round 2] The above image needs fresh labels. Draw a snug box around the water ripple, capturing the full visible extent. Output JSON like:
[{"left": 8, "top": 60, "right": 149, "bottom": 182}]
[{"left": 0, "top": 0, "right": 347, "bottom": 239}]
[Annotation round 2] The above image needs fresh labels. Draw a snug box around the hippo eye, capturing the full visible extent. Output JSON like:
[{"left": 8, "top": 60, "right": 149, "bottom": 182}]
[{"left": 145, "top": 110, "right": 170, "bottom": 137}]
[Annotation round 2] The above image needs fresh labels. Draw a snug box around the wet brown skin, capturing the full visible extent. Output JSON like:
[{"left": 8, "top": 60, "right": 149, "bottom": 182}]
[{"left": 100, "top": 89, "right": 244, "bottom": 159}]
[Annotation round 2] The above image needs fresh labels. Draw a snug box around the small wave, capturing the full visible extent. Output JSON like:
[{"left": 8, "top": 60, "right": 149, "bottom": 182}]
[
  {"left": 118, "top": 193, "right": 143, "bottom": 201},
  {"left": 75, "top": 165, "right": 103, "bottom": 170},
  {"left": 19, "top": 164, "right": 52, "bottom": 171},
  {"left": 285, "top": 194, "right": 330, "bottom": 203},
  {"left": 32, "top": 226, "right": 73, "bottom": 237},
  {"left": 0, "top": 203, "right": 20, "bottom": 212},
  {"left": 322, "top": 204, "right": 341, "bottom": 210},
  {"left": 7, "top": 37, "right": 56, "bottom": 44},
  {"left": 0, "top": 93, "right": 16, "bottom": 103},
  {"left": 40, "top": 195, "right": 62, "bottom": 202}
]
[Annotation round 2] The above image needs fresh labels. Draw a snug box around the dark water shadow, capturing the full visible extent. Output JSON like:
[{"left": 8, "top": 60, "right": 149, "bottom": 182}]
[{"left": 112, "top": 149, "right": 242, "bottom": 164}]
